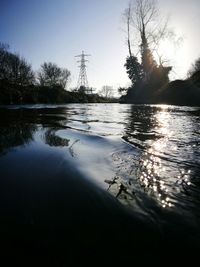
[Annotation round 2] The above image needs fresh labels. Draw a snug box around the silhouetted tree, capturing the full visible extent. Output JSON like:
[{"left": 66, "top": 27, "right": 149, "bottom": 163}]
[
  {"left": 122, "top": 2, "right": 133, "bottom": 57},
  {"left": 123, "top": 0, "right": 173, "bottom": 78},
  {"left": 124, "top": 55, "right": 143, "bottom": 85},
  {"left": 0, "top": 44, "right": 34, "bottom": 86},
  {"left": 38, "top": 62, "right": 70, "bottom": 89},
  {"left": 11, "top": 54, "right": 35, "bottom": 86},
  {"left": 121, "top": 0, "right": 173, "bottom": 104},
  {"left": 129, "top": 0, "right": 159, "bottom": 77}
]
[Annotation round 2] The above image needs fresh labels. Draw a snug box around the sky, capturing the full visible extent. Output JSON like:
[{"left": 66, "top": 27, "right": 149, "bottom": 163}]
[{"left": 0, "top": 0, "right": 200, "bottom": 93}]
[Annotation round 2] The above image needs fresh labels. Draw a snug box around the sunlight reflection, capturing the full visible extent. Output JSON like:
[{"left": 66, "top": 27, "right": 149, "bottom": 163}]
[
  {"left": 107, "top": 106, "right": 194, "bottom": 210},
  {"left": 139, "top": 154, "right": 173, "bottom": 208},
  {"left": 136, "top": 109, "right": 192, "bottom": 208}
]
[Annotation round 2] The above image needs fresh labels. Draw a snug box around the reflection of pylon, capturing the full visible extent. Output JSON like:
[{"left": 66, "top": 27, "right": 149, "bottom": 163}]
[{"left": 75, "top": 51, "right": 91, "bottom": 93}]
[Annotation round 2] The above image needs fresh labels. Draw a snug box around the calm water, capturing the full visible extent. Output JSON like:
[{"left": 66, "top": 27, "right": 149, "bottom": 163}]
[{"left": 0, "top": 103, "right": 200, "bottom": 264}]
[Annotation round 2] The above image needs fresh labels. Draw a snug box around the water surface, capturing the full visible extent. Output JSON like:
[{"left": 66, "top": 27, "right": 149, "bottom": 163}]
[{"left": 0, "top": 103, "right": 199, "bottom": 264}]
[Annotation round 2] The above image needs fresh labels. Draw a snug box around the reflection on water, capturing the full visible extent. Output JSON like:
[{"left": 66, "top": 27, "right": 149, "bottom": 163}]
[
  {"left": 0, "top": 104, "right": 199, "bottom": 211},
  {"left": 119, "top": 105, "right": 200, "bottom": 212},
  {"left": 0, "top": 105, "right": 200, "bottom": 217},
  {"left": 0, "top": 109, "right": 37, "bottom": 155},
  {"left": 0, "top": 103, "right": 200, "bottom": 262},
  {"left": 45, "top": 129, "right": 70, "bottom": 147}
]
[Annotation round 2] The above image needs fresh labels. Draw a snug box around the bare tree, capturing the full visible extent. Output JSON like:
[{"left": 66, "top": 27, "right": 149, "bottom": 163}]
[
  {"left": 123, "top": 2, "right": 133, "bottom": 57},
  {"left": 98, "top": 85, "right": 114, "bottom": 98},
  {"left": 59, "top": 69, "right": 71, "bottom": 89},
  {"left": 123, "top": 0, "right": 176, "bottom": 74},
  {"left": 11, "top": 54, "right": 35, "bottom": 86},
  {"left": 38, "top": 62, "right": 70, "bottom": 89},
  {"left": 0, "top": 44, "right": 35, "bottom": 86},
  {"left": 133, "top": 0, "right": 158, "bottom": 37}
]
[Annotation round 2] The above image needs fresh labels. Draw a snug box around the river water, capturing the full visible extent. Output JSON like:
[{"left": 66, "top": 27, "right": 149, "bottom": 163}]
[{"left": 0, "top": 103, "right": 200, "bottom": 264}]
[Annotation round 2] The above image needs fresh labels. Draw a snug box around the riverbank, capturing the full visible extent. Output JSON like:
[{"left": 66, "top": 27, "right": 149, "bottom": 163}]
[
  {"left": 120, "top": 76, "right": 200, "bottom": 106},
  {"left": 0, "top": 81, "right": 118, "bottom": 104}
]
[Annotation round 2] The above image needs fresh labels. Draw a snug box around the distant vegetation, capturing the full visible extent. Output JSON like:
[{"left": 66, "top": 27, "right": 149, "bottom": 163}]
[
  {"left": 0, "top": 43, "right": 117, "bottom": 105},
  {"left": 120, "top": 0, "right": 200, "bottom": 106}
]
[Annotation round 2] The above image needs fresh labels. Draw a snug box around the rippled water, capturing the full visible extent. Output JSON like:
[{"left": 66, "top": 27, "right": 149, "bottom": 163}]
[{"left": 0, "top": 103, "right": 200, "bottom": 263}]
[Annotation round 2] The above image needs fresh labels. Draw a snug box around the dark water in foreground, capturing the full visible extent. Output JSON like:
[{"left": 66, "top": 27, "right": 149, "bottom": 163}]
[{"left": 0, "top": 103, "right": 200, "bottom": 264}]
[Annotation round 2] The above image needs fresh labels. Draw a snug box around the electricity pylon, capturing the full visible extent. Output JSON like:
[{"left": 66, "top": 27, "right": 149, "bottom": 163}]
[{"left": 75, "top": 51, "right": 92, "bottom": 93}]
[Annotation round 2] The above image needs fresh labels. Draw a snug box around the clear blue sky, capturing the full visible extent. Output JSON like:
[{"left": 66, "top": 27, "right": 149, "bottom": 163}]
[{"left": 0, "top": 0, "right": 200, "bottom": 92}]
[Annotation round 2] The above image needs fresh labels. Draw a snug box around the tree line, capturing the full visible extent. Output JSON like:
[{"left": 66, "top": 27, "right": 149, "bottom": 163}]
[
  {"left": 0, "top": 42, "right": 72, "bottom": 104},
  {"left": 0, "top": 43, "right": 71, "bottom": 89},
  {"left": 0, "top": 43, "right": 117, "bottom": 104}
]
